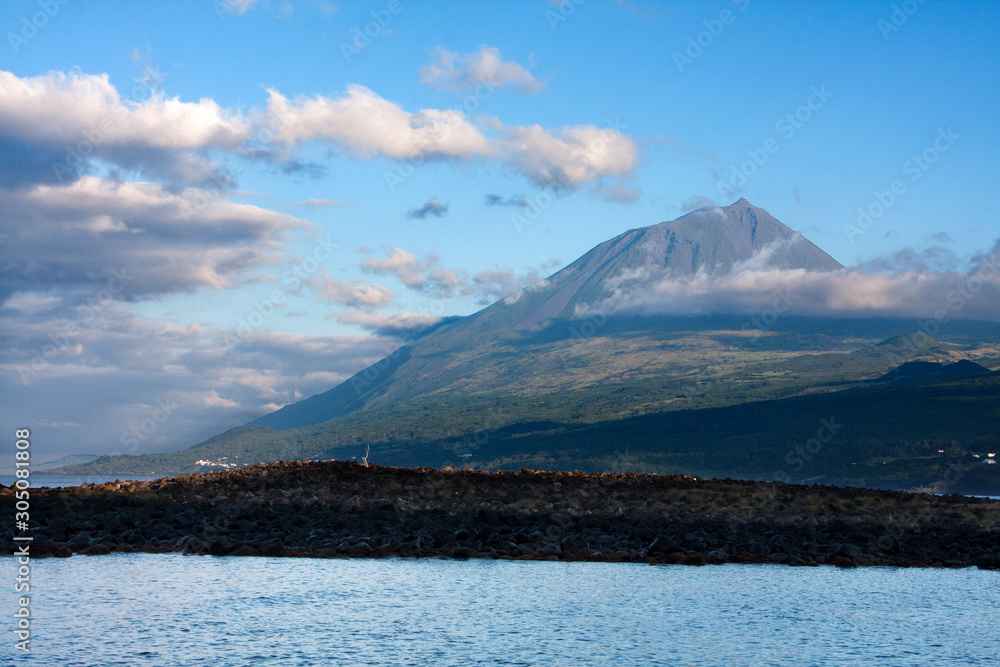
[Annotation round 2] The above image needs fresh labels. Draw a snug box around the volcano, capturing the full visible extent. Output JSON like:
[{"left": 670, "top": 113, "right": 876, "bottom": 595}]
[
  {"left": 251, "top": 199, "right": 842, "bottom": 430},
  {"left": 62, "top": 199, "right": 1000, "bottom": 493}
]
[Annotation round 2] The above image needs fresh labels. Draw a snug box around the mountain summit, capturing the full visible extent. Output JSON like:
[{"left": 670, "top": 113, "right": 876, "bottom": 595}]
[
  {"left": 251, "top": 199, "right": 841, "bottom": 430},
  {"left": 65, "top": 199, "right": 1000, "bottom": 493},
  {"left": 474, "top": 198, "right": 842, "bottom": 330},
  {"left": 636, "top": 198, "right": 841, "bottom": 277}
]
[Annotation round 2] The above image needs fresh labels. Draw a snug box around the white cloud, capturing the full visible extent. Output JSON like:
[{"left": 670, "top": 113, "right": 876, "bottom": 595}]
[
  {"left": 312, "top": 1, "right": 338, "bottom": 18},
  {"left": 36, "top": 419, "right": 81, "bottom": 429},
  {"left": 469, "top": 261, "right": 561, "bottom": 305},
  {"left": 0, "top": 292, "right": 61, "bottom": 315},
  {"left": 219, "top": 0, "right": 258, "bottom": 16},
  {"left": 0, "top": 70, "right": 247, "bottom": 149},
  {"left": 0, "top": 176, "right": 308, "bottom": 298},
  {"left": 360, "top": 247, "right": 426, "bottom": 289},
  {"left": 358, "top": 247, "right": 458, "bottom": 296},
  {"left": 420, "top": 46, "right": 545, "bottom": 93},
  {"left": 309, "top": 269, "right": 394, "bottom": 308},
  {"left": 336, "top": 310, "right": 444, "bottom": 336},
  {"left": 290, "top": 198, "right": 355, "bottom": 207},
  {"left": 263, "top": 84, "right": 638, "bottom": 189},
  {"left": 0, "top": 69, "right": 638, "bottom": 193},
  {"left": 577, "top": 241, "right": 1000, "bottom": 322},
  {"left": 854, "top": 245, "right": 963, "bottom": 274},
  {"left": 499, "top": 124, "right": 639, "bottom": 189},
  {"left": 358, "top": 247, "right": 561, "bottom": 305},
  {"left": 264, "top": 84, "right": 491, "bottom": 159},
  {"left": 0, "top": 305, "right": 402, "bottom": 460},
  {"left": 0, "top": 69, "right": 248, "bottom": 185},
  {"left": 681, "top": 195, "right": 716, "bottom": 212}
]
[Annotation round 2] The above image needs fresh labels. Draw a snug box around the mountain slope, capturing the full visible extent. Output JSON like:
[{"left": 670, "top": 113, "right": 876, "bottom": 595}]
[
  {"left": 254, "top": 198, "right": 841, "bottom": 431},
  {"left": 874, "top": 359, "right": 991, "bottom": 383},
  {"left": 60, "top": 370, "right": 1000, "bottom": 494},
  {"left": 55, "top": 199, "right": 1000, "bottom": 493}
]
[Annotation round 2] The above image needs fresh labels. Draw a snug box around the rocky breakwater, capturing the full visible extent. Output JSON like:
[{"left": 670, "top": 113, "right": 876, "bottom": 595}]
[{"left": 3, "top": 461, "right": 999, "bottom": 568}]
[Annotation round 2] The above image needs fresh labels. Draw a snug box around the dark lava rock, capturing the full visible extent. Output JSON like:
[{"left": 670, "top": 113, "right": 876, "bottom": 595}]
[
  {"left": 347, "top": 542, "right": 372, "bottom": 556},
  {"left": 260, "top": 543, "right": 285, "bottom": 557},
  {"left": 838, "top": 544, "right": 862, "bottom": 558},
  {"left": 82, "top": 544, "right": 112, "bottom": 556},
  {"left": 3, "top": 460, "right": 998, "bottom": 570}
]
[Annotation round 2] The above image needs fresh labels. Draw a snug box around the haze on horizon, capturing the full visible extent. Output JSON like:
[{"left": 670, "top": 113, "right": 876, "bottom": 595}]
[{"left": 1, "top": 0, "right": 998, "bottom": 463}]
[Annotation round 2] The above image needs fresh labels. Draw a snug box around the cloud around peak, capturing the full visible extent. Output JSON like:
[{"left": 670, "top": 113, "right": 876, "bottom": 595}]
[{"left": 575, "top": 240, "right": 1000, "bottom": 323}]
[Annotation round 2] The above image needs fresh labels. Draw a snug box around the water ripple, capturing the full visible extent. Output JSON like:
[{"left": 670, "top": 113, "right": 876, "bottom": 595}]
[{"left": 5, "top": 554, "right": 998, "bottom": 666}]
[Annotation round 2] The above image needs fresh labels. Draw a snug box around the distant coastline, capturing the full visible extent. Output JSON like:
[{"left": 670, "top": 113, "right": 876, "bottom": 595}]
[
  {"left": 0, "top": 454, "right": 101, "bottom": 477},
  {"left": 0, "top": 474, "right": 163, "bottom": 489},
  {"left": 4, "top": 461, "right": 999, "bottom": 569}
]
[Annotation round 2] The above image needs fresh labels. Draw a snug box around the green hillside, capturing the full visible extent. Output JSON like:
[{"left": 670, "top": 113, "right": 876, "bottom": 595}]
[
  {"left": 59, "top": 333, "right": 1000, "bottom": 493},
  {"left": 251, "top": 200, "right": 844, "bottom": 432},
  {"left": 53, "top": 201, "right": 1000, "bottom": 493}
]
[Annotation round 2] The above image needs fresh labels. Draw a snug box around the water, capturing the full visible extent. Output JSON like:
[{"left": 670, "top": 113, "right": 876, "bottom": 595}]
[
  {"left": 0, "top": 474, "right": 163, "bottom": 489},
  {"left": 5, "top": 554, "right": 997, "bottom": 666}
]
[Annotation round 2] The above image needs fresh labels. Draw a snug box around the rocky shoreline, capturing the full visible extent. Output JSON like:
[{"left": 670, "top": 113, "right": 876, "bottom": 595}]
[{"left": 5, "top": 460, "right": 1000, "bottom": 569}]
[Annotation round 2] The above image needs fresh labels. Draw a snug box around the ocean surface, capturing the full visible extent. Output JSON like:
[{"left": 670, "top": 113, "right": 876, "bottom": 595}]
[
  {"left": 0, "top": 474, "right": 165, "bottom": 488},
  {"left": 5, "top": 554, "right": 998, "bottom": 666}
]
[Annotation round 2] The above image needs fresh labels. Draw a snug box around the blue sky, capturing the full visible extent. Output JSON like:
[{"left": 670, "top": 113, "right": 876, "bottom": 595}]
[{"left": 2, "top": 0, "right": 998, "bottom": 462}]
